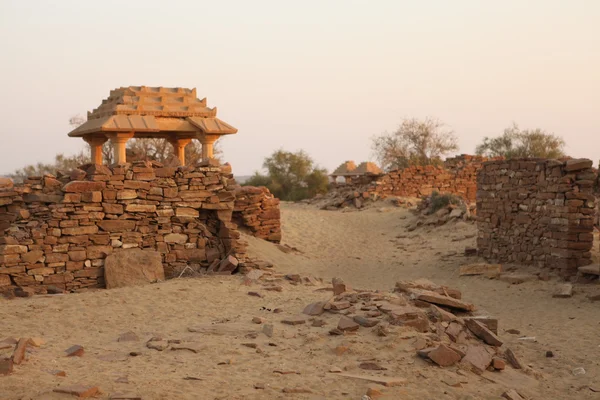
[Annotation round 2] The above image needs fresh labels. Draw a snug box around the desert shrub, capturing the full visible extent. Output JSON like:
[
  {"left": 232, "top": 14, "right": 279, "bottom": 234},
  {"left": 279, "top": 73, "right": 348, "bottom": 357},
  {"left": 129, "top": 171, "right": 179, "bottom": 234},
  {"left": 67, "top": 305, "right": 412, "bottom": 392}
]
[{"left": 428, "top": 191, "right": 464, "bottom": 213}]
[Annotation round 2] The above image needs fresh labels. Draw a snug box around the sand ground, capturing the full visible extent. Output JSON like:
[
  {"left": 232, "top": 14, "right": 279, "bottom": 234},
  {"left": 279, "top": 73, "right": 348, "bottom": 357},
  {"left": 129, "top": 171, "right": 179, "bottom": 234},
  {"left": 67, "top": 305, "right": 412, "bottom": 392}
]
[{"left": 1, "top": 202, "right": 599, "bottom": 399}]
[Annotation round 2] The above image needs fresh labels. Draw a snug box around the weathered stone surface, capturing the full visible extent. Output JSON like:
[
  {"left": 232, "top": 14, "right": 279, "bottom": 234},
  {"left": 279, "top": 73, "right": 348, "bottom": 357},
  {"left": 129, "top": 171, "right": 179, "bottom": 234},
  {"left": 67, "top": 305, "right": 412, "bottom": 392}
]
[
  {"left": 412, "top": 289, "right": 474, "bottom": 311},
  {"left": 164, "top": 233, "right": 188, "bottom": 244},
  {"left": 505, "top": 348, "right": 524, "bottom": 369},
  {"left": 338, "top": 316, "right": 360, "bottom": 332},
  {"left": 65, "top": 345, "right": 85, "bottom": 357},
  {"left": 104, "top": 248, "right": 164, "bottom": 289},
  {"left": 12, "top": 338, "right": 31, "bottom": 365},
  {"left": 502, "top": 389, "right": 526, "bottom": 400},
  {"left": 62, "top": 226, "right": 99, "bottom": 236},
  {"left": 553, "top": 283, "right": 573, "bottom": 298},
  {"left": 461, "top": 345, "right": 493, "bottom": 374},
  {"left": 97, "top": 220, "right": 136, "bottom": 232},
  {"left": 464, "top": 319, "right": 503, "bottom": 346},
  {"left": 125, "top": 204, "right": 157, "bottom": 213},
  {"left": 303, "top": 302, "right": 326, "bottom": 316},
  {"left": 281, "top": 316, "right": 306, "bottom": 326},
  {"left": 332, "top": 277, "right": 347, "bottom": 295},
  {"left": 353, "top": 316, "right": 380, "bottom": 327},
  {"left": 0, "top": 358, "right": 13, "bottom": 375},
  {"left": 427, "top": 344, "right": 462, "bottom": 367},
  {"left": 63, "top": 181, "right": 106, "bottom": 193},
  {"left": 53, "top": 385, "right": 99, "bottom": 398},
  {"left": 217, "top": 255, "right": 239, "bottom": 273}
]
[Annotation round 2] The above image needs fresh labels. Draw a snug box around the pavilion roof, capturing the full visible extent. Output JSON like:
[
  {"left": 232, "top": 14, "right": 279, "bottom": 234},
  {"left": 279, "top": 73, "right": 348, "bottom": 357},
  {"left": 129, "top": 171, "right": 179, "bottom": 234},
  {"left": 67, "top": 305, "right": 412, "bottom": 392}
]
[{"left": 68, "top": 86, "right": 237, "bottom": 138}]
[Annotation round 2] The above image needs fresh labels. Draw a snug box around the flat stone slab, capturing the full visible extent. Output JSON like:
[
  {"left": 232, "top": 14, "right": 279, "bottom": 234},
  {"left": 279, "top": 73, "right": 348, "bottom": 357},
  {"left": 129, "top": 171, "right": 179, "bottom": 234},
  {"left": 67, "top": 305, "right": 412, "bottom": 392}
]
[
  {"left": 552, "top": 284, "right": 573, "bottom": 298},
  {"left": 465, "top": 319, "right": 503, "bottom": 347},
  {"left": 53, "top": 385, "right": 99, "bottom": 398},
  {"left": 578, "top": 265, "right": 600, "bottom": 276},
  {"left": 412, "top": 289, "right": 475, "bottom": 312},
  {"left": 333, "top": 372, "right": 406, "bottom": 387},
  {"left": 459, "top": 263, "right": 502, "bottom": 277}
]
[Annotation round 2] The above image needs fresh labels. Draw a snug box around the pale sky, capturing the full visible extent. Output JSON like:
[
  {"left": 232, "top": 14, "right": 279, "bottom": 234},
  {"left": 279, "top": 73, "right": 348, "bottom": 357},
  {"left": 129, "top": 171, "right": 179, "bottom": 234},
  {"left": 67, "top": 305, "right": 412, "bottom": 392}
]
[{"left": 0, "top": 0, "right": 598, "bottom": 176}]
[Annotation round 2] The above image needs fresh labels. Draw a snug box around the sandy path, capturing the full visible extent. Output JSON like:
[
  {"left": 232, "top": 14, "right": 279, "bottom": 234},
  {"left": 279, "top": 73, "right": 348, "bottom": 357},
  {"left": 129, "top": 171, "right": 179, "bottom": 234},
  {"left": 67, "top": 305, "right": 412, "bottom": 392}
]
[{"left": 1, "top": 202, "right": 599, "bottom": 399}]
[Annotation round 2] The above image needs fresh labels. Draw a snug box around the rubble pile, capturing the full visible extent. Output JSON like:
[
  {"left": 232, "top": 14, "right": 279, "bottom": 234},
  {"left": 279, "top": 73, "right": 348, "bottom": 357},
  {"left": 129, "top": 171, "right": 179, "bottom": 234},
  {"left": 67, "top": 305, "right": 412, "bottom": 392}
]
[{"left": 233, "top": 186, "right": 281, "bottom": 242}]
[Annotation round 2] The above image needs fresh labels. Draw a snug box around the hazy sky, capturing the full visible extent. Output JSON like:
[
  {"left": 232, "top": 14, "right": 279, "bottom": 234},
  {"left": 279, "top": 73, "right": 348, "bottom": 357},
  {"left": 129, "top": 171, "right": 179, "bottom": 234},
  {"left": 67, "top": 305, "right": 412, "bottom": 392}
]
[{"left": 0, "top": 0, "right": 598, "bottom": 175}]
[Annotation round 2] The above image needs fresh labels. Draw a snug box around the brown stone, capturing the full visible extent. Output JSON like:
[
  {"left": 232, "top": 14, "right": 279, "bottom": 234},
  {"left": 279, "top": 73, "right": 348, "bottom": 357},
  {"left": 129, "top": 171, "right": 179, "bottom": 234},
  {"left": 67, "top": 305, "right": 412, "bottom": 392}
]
[
  {"left": 126, "top": 204, "right": 157, "bottom": 213},
  {"left": 461, "top": 345, "right": 493, "bottom": 374},
  {"left": 65, "top": 345, "right": 85, "bottom": 357},
  {"left": 564, "top": 158, "right": 593, "bottom": 172},
  {"left": 353, "top": 315, "right": 380, "bottom": 327},
  {"left": 412, "top": 289, "right": 474, "bottom": 311},
  {"left": 48, "top": 369, "right": 67, "bottom": 377},
  {"left": 281, "top": 316, "right": 306, "bottom": 326},
  {"left": 164, "top": 233, "right": 188, "bottom": 244},
  {"left": 459, "top": 263, "right": 502, "bottom": 277},
  {"left": 22, "top": 250, "right": 45, "bottom": 264},
  {"left": 62, "top": 225, "right": 99, "bottom": 236},
  {"left": 118, "top": 331, "right": 139, "bottom": 342},
  {"left": 553, "top": 283, "right": 573, "bottom": 298},
  {"left": 492, "top": 357, "right": 506, "bottom": 370},
  {"left": 330, "top": 301, "right": 351, "bottom": 310},
  {"left": 12, "top": 338, "right": 31, "bottom": 365},
  {"left": 217, "top": 255, "right": 239, "bottom": 273},
  {"left": 104, "top": 248, "right": 164, "bottom": 289},
  {"left": 97, "top": 220, "right": 136, "bottom": 232},
  {"left": 464, "top": 319, "right": 503, "bottom": 346},
  {"left": 303, "top": 301, "right": 326, "bottom": 316},
  {"left": 63, "top": 181, "right": 105, "bottom": 193},
  {"left": 332, "top": 277, "right": 347, "bottom": 295},
  {"left": 0, "top": 358, "right": 14, "bottom": 376},
  {"left": 502, "top": 389, "right": 526, "bottom": 400},
  {"left": 53, "top": 385, "right": 99, "bottom": 398},
  {"left": 338, "top": 316, "right": 360, "bottom": 332},
  {"left": 505, "top": 348, "right": 524, "bottom": 369},
  {"left": 427, "top": 344, "right": 462, "bottom": 367}
]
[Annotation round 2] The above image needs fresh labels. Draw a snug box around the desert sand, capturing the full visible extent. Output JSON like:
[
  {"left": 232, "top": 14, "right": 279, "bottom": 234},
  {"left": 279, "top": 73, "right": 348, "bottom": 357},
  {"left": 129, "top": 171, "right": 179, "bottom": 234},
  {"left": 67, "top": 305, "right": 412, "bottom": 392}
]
[{"left": 1, "top": 202, "right": 599, "bottom": 399}]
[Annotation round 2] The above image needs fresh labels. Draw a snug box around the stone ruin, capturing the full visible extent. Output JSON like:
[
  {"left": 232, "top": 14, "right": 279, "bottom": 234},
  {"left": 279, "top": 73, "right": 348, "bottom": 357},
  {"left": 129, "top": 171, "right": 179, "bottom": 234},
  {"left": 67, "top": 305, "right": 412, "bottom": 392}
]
[
  {"left": 0, "top": 86, "right": 281, "bottom": 294},
  {"left": 476, "top": 158, "right": 596, "bottom": 277},
  {"left": 317, "top": 155, "right": 492, "bottom": 210}
]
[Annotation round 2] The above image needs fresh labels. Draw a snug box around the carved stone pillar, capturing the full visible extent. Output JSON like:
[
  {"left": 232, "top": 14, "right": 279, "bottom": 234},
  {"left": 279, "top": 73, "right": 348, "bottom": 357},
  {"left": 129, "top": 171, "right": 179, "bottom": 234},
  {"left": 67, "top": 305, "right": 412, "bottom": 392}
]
[
  {"left": 106, "top": 132, "right": 135, "bottom": 164},
  {"left": 167, "top": 137, "right": 192, "bottom": 165},
  {"left": 83, "top": 135, "right": 108, "bottom": 165}
]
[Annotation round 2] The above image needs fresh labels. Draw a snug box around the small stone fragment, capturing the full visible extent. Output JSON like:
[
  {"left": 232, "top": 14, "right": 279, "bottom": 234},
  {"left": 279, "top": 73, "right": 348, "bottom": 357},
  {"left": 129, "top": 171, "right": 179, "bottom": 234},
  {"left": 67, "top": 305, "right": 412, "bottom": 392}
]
[
  {"left": 427, "top": 344, "right": 462, "bottom": 367},
  {"left": 281, "top": 316, "right": 306, "bottom": 326},
  {"left": 12, "top": 338, "right": 31, "bottom": 365},
  {"left": 65, "top": 345, "right": 85, "bottom": 357},
  {"left": 330, "top": 301, "right": 352, "bottom": 311},
  {"left": 332, "top": 277, "right": 347, "bottom": 295},
  {"left": 0, "top": 358, "right": 13, "bottom": 376},
  {"left": 366, "top": 387, "right": 384, "bottom": 399},
  {"left": 464, "top": 319, "right": 503, "bottom": 346},
  {"left": 546, "top": 351, "right": 554, "bottom": 358},
  {"left": 146, "top": 341, "right": 168, "bottom": 351},
  {"left": 329, "top": 366, "right": 343, "bottom": 373},
  {"left": 505, "top": 348, "right": 523, "bottom": 369},
  {"left": 492, "top": 357, "right": 506, "bottom": 370},
  {"left": 374, "top": 325, "right": 389, "bottom": 337},
  {"left": 502, "top": 389, "right": 526, "bottom": 400},
  {"left": 338, "top": 316, "right": 360, "bottom": 332},
  {"left": 303, "top": 302, "right": 326, "bottom": 316},
  {"left": 312, "top": 319, "right": 326, "bottom": 327},
  {"left": 353, "top": 316, "right": 380, "bottom": 328},
  {"left": 248, "top": 291, "right": 263, "bottom": 298},
  {"left": 48, "top": 369, "right": 67, "bottom": 377},
  {"left": 552, "top": 284, "right": 573, "bottom": 298},
  {"left": 263, "top": 324, "right": 274, "bottom": 338},
  {"left": 359, "top": 362, "right": 387, "bottom": 371},
  {"left": 252, "top": 317, "right": 265, "bottom": 324},
  {"left": 53, "top": 385, "right": 99, "bottom": 398},
  {"left": 29, "top": 337, "right": 45, "bottom": 347}
]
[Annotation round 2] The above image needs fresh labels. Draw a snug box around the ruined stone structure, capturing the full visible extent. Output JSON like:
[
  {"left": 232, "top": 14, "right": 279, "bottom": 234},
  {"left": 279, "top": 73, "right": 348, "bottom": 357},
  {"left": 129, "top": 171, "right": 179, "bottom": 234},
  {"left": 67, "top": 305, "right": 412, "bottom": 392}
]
[
  {"left": 0, "top": 86, "right": 283, "bottom": 293},
  {"left": 476, "top": 158, "right": 596, "bottom": 276},
  {"left": 0, "top": 161, "right": 250, "bottom": 293},
  {"left": 330, "top": 161, "right": 383, "bottom": 186},
  {"left": 233, "top": 186, "right": 281, "bottom": 243},
  {"left": 68, "top": 86, "right": 237, "bottom": 165}
]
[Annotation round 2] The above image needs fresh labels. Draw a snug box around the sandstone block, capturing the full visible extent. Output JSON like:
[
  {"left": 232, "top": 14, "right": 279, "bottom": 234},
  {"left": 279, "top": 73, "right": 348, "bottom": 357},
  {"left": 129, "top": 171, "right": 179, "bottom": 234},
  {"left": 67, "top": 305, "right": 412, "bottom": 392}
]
[{"left": 104, "top": 248, "right": 165, "bottom": 289}]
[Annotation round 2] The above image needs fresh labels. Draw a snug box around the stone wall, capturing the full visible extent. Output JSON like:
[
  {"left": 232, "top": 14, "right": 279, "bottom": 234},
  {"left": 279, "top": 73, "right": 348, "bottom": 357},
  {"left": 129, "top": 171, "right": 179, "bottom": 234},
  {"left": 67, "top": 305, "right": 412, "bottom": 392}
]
[
  {"left": 476, "top": 158, "right": 596, "bottom": 276},
  {"left": 372, "top": 155, "right": 493, "bottom": 202},
  {"left": 233, "top": 186, "right": 281, "bottom": 243},
  {"left": 0, "top": 161, "right": 249, "bottom": 293}
]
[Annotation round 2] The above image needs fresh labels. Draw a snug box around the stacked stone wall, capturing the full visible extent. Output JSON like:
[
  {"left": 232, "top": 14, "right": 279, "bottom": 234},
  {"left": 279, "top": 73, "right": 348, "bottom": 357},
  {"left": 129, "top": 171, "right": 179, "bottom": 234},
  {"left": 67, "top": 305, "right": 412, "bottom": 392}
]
[
  {"left": 0, "top": 161, "right": 250, "bottom": 293},
  {"left": 233, "top": 186, "right": 281, "bottom": 243},
  {"left": 476, "top": 158, "right": 596, "bottom": 276}
]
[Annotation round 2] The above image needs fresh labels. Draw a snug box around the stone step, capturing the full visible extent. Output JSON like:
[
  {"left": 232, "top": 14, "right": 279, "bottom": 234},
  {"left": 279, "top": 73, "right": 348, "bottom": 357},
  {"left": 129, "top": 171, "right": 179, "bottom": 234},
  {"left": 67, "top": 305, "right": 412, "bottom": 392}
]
[{"left": 578, "top": 265, "right": 600, "bottom": 276}]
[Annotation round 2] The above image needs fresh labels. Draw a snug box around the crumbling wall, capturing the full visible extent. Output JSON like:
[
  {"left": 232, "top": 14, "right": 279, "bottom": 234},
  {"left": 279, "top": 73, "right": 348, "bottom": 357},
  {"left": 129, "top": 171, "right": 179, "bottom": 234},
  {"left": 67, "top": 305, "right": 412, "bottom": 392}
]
[
  {"left": 372, "top": 155, "right": 492, "bottom": 202},
  {"left": 476, "top": 158, "right": 596, "bottom": 276},
  {"left": 0, "top": 161, "right": 249, "bottom": 293},
  {"left": 233, "top": 186, "right": 281, "bottom": 243}
]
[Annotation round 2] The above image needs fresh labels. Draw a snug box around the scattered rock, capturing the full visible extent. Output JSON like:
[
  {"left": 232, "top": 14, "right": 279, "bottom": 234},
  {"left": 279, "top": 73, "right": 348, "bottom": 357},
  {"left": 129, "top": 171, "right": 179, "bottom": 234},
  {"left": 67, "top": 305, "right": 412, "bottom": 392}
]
[
  {"left": 12, "top": 338, "right": 31, "bottom": 365},
  {"left": 146, "top": 341, "right": 168, "bottom": 351},
  {"left": 334, "top": 373, "right": 406, "bottom": 387},
  {"left": 411, "top": 289, "right": 474, "bottom": 312},
  {"left": 359, "top": 362, "right": 387, "bottom": 371},
  {"left": 366, "top": 387, "right": 384, "bottom": 399},
  {"left": 552, "top": 284, "right": 573, "bottom": 298},
  {"left": 281, "top": 316, "right": 306, "bottom": 326},
  {"left": 545, "top": 351, "right": 554, "bottom": 358},
  {"left": 427, "top": 344, "right": 462, "bottom": 367},
  {"left": 374, "top": 325, "right": 389, "bottom": 337},
  {"left": 338, "top": 316, "right": 360, "bottom": 332},
  {"left": 29, "top": 337, "right": 45, "bottom": 347},
  {"left": 329, "top": 366, "right": 343, "bottom": 373},
  {"left": 330, "top": 301, "right": 351, "bottom": 311},
  {"left": 461, "top": 345, "right": 493, "bottom": 374},
  {"left": 104, "top": 248, "right": 164, "bottom": 289},
  {"left": 332, "top": 277, "right": 347, "bottom": 295},
  {"left": 262, "top": 324, "right": 274, "bottom": 338},
  {"left": 492, "top": 357, "right": 506, "bottom": 370},
  {"left": 252, "top": 317, "right": 265, "bottom": 324},
  {"left": 171, "top": 345, "right": 199, "bottom": 353},
  {"left": 263, "top": 285, "right": 283, "bottom": 292},
  {"left": 53, "top": 385, "right": 99, "bottom": 398},
  {"left": 0, "top": 358, "right": 13, "bottom": 376},
  {"left": 48, "top": 369, "right": 67, "bottom": 377},
  {"left": 312, "top": 319, "right": 326, "bottom": 327},
  {"left": 248, "top": 291, "right": 263, "bottom": 298},
  {"left": 464, "top": 319, "right": 503, "bottom": 346},
  {"left": 505, "top": 348, "right": 524, "bottom": 369},
  {"left": 353, "top": 315, "right": 380, "bottom": 327},
  {"left": 506, "top": 329, "right": 521, "bottom": 335},
  {"left": 65, "top": 345, "right": 85, "bottom": 357},
  {"left": 254, "top": 383, "right": 265, "bottom": 389},
  {"left": 303, "top": 302, "right": 326, "bottom": 316}
]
